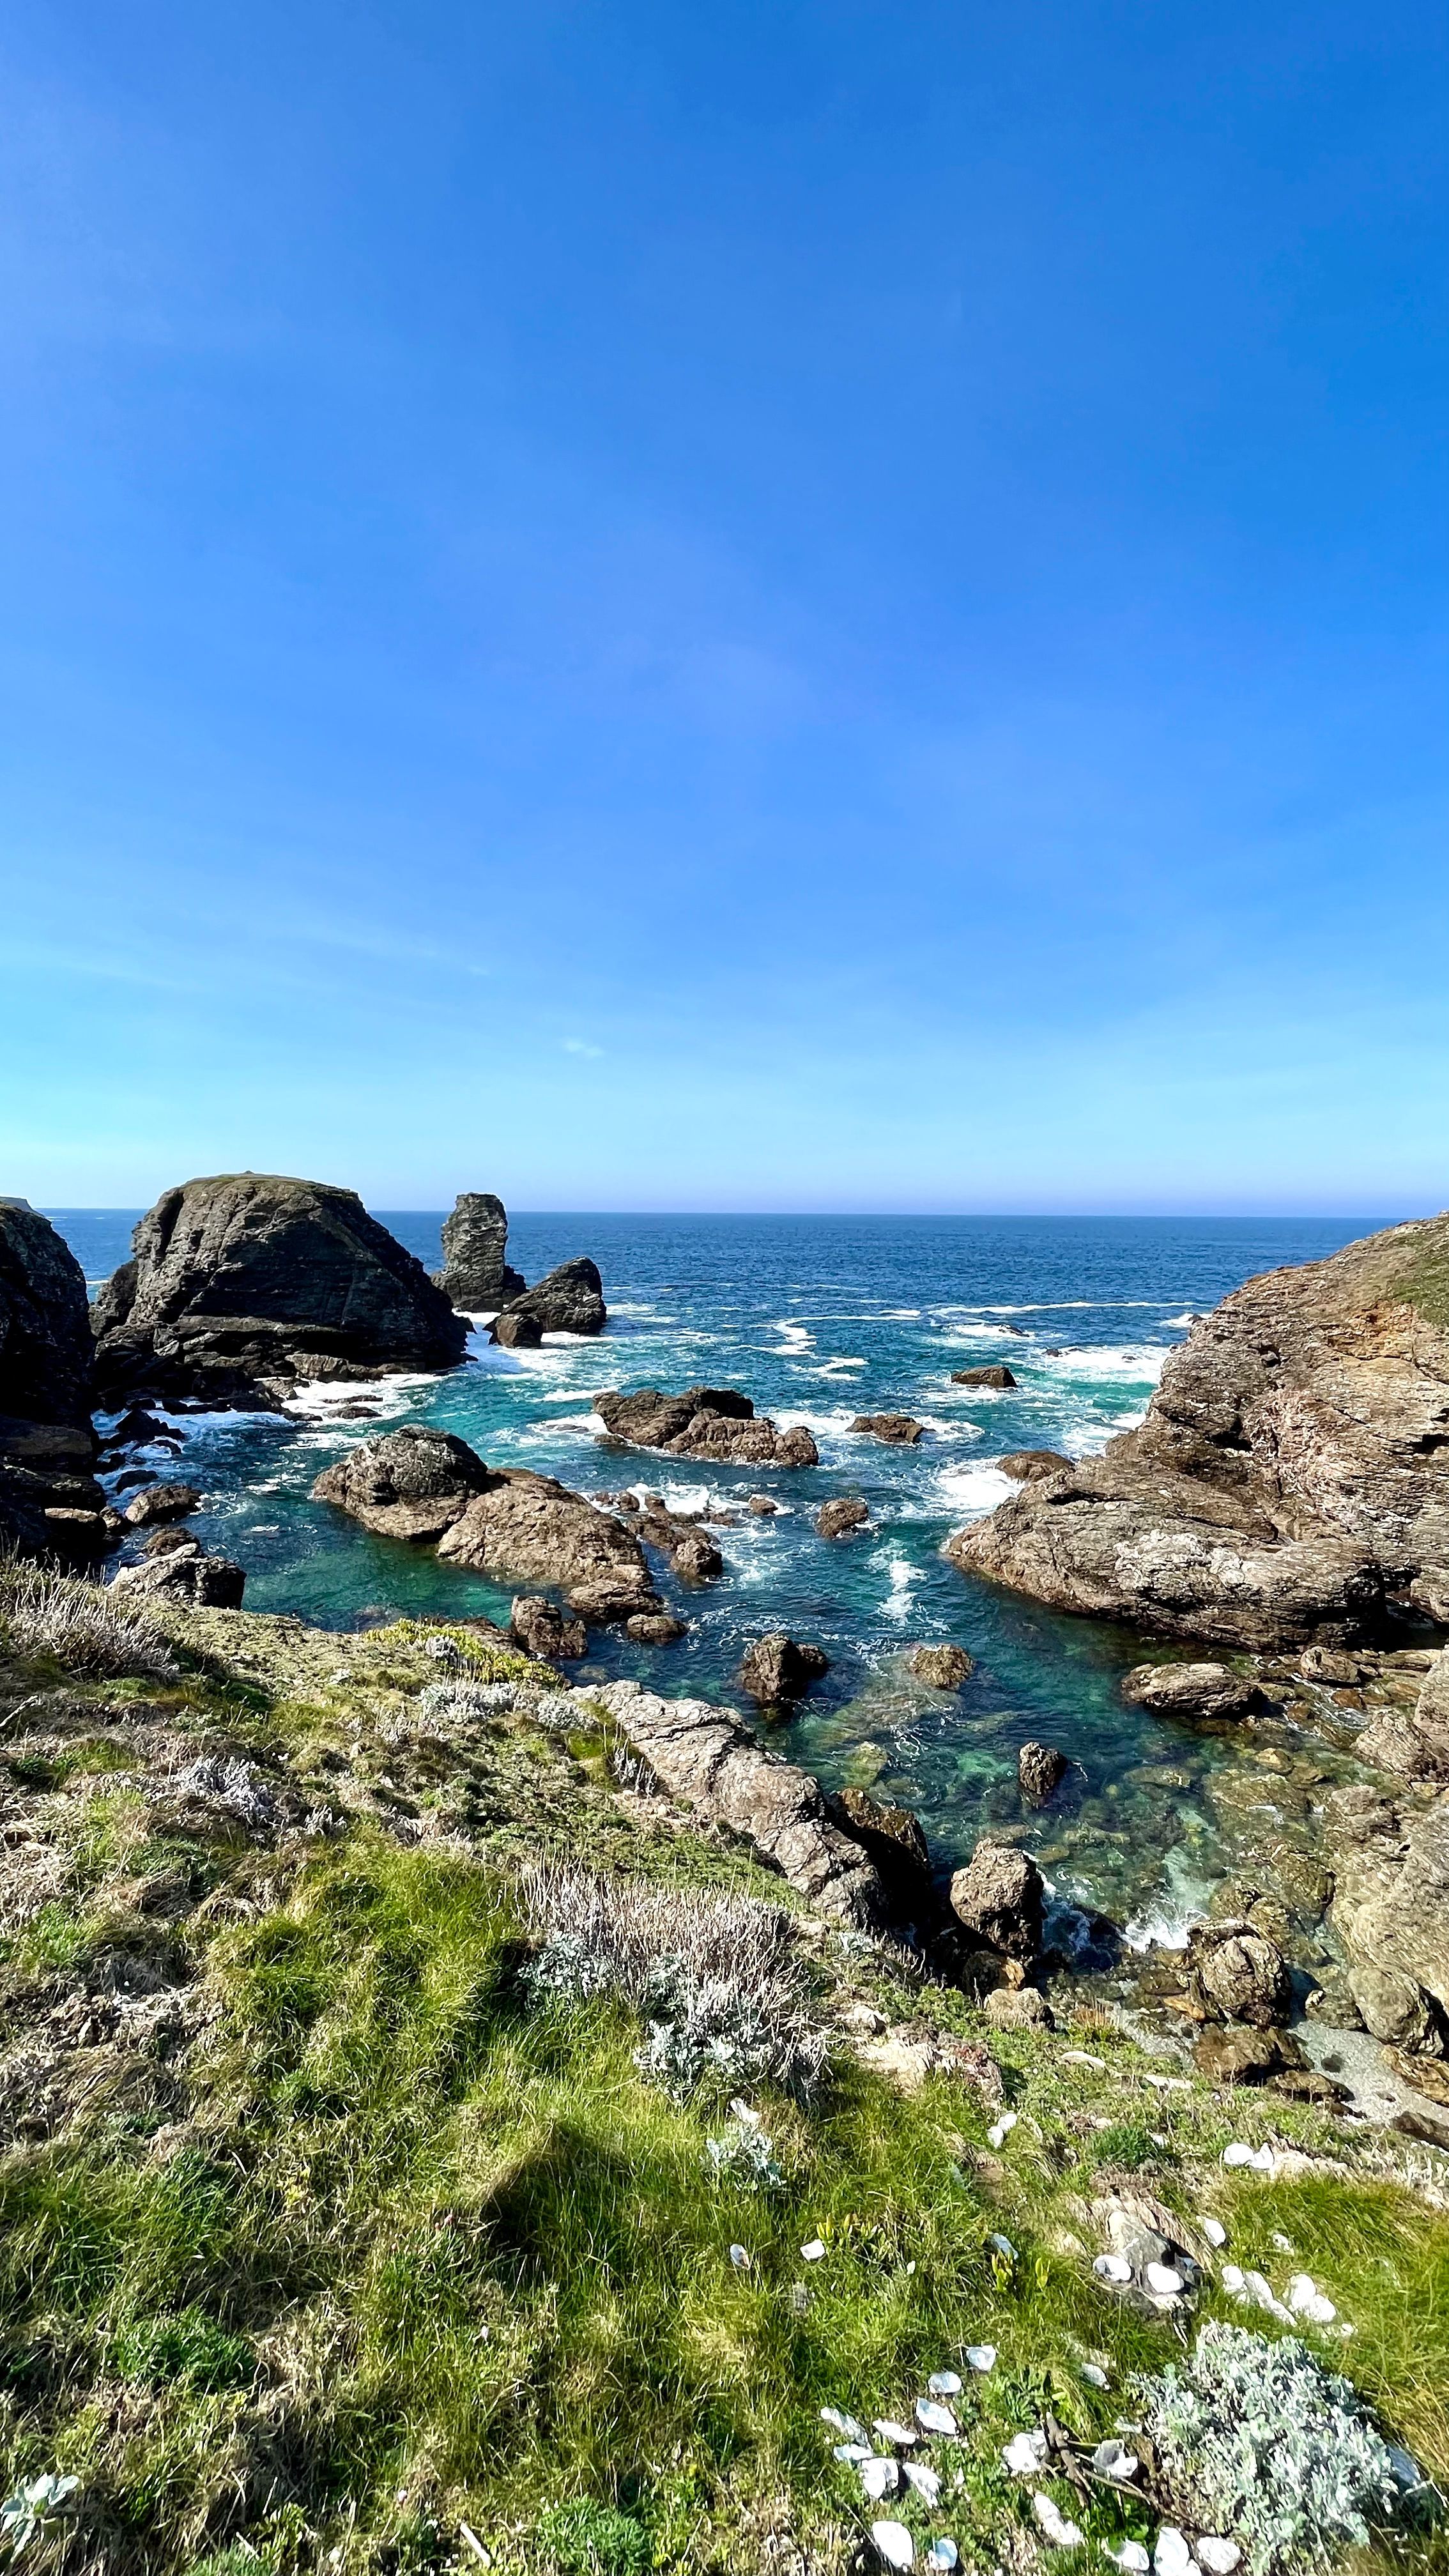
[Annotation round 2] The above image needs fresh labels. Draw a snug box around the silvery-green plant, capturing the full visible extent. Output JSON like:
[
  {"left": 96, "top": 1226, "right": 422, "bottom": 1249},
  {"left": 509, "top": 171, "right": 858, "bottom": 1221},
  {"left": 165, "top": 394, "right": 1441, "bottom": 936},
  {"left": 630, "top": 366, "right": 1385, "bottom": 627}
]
[
  {"left": 1, "top": 2473, "right": 80, "bottom": 2559},
  {"left": 416, "top": 1678, "right": 517, "bottom": 1721},
  {"left": 705, "top": 2112, "right": 785, "bottom": 2190},
  {"left": 1144, "top": 2321, "right": 1401, "bottom": 2571}
]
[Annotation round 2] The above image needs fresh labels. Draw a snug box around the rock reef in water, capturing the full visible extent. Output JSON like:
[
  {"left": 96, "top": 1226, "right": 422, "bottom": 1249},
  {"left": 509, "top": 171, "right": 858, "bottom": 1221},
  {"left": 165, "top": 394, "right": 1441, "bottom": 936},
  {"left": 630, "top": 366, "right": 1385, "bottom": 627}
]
[
  {"left": 311, "top": 1426, "right": 491, "bottom": 1542},
  {"left": 94, "top": 1175, "right": 468, "bottom": 1408},
  {"left": 434, "top": 1193, "right": 525, "bottom": 1310},
  {"left": 949, "top": 1210, "right": 1449, "bottom": 1646},
  {"left": 0, "top": 1201, "right": 111, "bottom": 1561},
  {"left": 594, "top": 1384, "right": 818, "bottom": 1468},
  {"left": 489, "top": 1256, "right": 606, "bottom": 1341}
]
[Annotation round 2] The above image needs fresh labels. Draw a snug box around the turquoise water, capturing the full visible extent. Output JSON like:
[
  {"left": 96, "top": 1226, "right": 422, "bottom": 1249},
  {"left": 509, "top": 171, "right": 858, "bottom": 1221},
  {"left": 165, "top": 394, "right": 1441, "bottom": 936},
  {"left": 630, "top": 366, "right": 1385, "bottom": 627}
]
[{"left": 50, "top": 1210, "right": 1382, "bottom": 1936}]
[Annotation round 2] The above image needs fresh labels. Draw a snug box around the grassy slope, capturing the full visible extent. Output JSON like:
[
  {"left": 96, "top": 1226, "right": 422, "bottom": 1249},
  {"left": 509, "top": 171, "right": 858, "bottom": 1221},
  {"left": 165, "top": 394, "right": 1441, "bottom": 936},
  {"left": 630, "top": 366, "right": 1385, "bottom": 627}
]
[{"left": 0, "top": 1598, "right": 1446, "bottom": 2576}]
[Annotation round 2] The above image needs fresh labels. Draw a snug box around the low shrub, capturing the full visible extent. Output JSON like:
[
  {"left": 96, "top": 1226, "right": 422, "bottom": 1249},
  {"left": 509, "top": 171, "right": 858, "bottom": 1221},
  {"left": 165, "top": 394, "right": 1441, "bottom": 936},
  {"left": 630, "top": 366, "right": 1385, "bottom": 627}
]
[{"left": 0, "top": 1556, "right": 176, "bottom": 1678}]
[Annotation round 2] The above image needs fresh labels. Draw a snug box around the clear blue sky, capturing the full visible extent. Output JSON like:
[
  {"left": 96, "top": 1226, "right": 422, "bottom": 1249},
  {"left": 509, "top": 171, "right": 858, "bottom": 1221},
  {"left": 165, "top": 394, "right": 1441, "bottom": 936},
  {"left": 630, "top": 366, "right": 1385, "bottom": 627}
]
[{"left": 2, "top": 0, "right": 1445, "bottom": 1213}]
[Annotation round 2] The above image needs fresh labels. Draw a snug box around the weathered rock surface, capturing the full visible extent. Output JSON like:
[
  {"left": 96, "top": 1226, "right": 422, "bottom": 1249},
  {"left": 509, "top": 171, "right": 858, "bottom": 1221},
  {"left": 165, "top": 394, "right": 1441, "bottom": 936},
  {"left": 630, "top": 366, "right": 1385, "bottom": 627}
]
[
  {"left": 489, "top": 1258, "right": 605, "bottom": 1340},
  {"left": 1184, "top": 1920, "right": 1291, "bottom": 2027},
  {"left": 852, "top": 1412, "right": 923, "bottom": 1445},
  {"left": 1349, "top": 1963, "right": 1444, "bottom": 2055},
  {"left": 434, "top": 1192, "right": 525, "bottom": 1310},
  {"left": 593, "top": 1680, "right": 892, "bottom": 1928},
  {"left": 739, "top": 1632, "right": 830, "bottom": 1706},
  {"left": 123, "top": 1483, "right": 204, "bottom": 1529},
  {"left": 1330, "top": 1784, "right": 1449, "bottom": 2041},
  {"left": 0, "top": 1204, "right": 110, "bottom": 1561},
  {"left": 312, "top": 1427, "right": 491, "bottom": 1542},
  {"left": 625, "top": 1611, "right": 687, "bottom": 1645},
  {"left": 1356, "top": 1648, "right": 1449, "bottom": 1784},
  {"left": 594, "top": 1385, "right": 818, "bottom": 1468},
  {"left": 949, "top": 1837, "right": 1044, "bottom": 1960},
  {"left": 949, "top": 1212, "right": 1449, "bottom": 1646},
  {"left": 909, "top": 1644, "right": 973, "bottom": 1689},
  {"left": 490, "top": 1311, "right": 543, "bottom": 1349},
  {"left": 1193, "top": 2023, "right": 1301, "bottom": 2085},
  {"left": 997, "top": 1450, "right": 1074, "bottom": 1482},
  {"left": 94, "top": 1175, "right": 468, "bottom": 1408},
  {"left": 824, "top": 1784, "right": 933, "bottom": 1893},
  {"left": 952, "top": 1366, "right": 1017, "bottom": 1390},
  {"left": 817, "top": 1496, "right": 869, "bottom": 1538},
  {"left": 111, "top": 1540, "right": 245, "bottom": 1607},
  {"left": 438, "top": 1471, "right": 657, "bottom": 1620},
  {"left": 509, "top": 1595, "right": 588, "bottom": 1662},
  {"left": 985, "top": 1985, "right": 1054, "bottom": 2031},
  {"left": 1017, "top": 1740, "right": 1068, "bottom": 1806},
  {"left": 1121, "top": 1662, "right": 1268, "bottom": 1722}
]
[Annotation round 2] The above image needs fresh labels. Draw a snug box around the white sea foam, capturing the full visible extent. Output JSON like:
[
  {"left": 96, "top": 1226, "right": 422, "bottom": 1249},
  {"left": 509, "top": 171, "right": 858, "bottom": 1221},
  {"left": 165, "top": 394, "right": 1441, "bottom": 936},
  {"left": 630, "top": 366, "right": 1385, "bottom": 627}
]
[
  {"left": 1124, "top": 1846, "right": 1217, "bottom": 1951},
  {"left": 1160, "top": 1312, "right": 1196, "bottom": 1329},
  {"left": 880, "top": 1558, "right": 917, "bottom": 1621},
  {"left": 1034, "top": 1344, "right": 1170, "bottom": 1384},
  {"left": 931, "top": 1462, "right": 1015, "bottom": 1519}
]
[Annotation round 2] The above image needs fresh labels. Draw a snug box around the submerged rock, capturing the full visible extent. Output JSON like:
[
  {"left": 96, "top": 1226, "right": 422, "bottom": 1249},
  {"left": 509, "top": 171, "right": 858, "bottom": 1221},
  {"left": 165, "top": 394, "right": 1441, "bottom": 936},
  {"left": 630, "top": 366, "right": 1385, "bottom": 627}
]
[
  {"left": 909, "top": 1644, "right": 973, "bottom": 1689},
  {"left": 949, "top": 1210, "right": 1449, "bottom": 1646},
  {"left": 949, "top": 1837, "right": 1044, "bottom": 1961},
  {"left": 740, "top": 1632, "right": 831, "bottom": 1706},
  {"left": 312, "top": 1427, "right": 491, "bottom": 1542},
  {"left": 93, "top": 1174, "right": 467, "bottom": 1407},
  {"left": 1017, "top": 1740, "right": 1068, "bottom": 1806},
  {"left": 595, "top": 1384, "right": 818, "bottom": 1467},
  {"left": 434, "top": 1192, "right": 525, "bottom": 1309}
]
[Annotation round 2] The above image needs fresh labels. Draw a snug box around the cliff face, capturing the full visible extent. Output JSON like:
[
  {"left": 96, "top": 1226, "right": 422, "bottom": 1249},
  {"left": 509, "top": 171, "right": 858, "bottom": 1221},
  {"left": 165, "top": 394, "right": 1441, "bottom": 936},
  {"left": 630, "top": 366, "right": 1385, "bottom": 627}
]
[
  {"left": 950, "top": 1211, "right": 1449, "bottom": 1648},
  {"left": 0, "top": 1202, "right": 107, "bottom": 1559},
  {"left": 94, "top": 1174, "right": 469, "bottom": 1407}
]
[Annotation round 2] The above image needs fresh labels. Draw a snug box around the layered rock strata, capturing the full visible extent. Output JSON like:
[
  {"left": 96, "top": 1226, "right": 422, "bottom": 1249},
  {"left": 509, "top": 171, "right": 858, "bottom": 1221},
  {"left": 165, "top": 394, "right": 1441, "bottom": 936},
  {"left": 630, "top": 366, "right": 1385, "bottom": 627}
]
[
  {"left": 0, "top": 1202, "right": 110, "bottom": 1560},
  {"left": 594, "top": 1385, "right": 818, "bottom": 1468},
  {"left": 434, "top": 1193, "right": 525, "bottom": 1309},
  {"left": 95, "top": 1176, "right": 468, "bottom": 1407},
  {"left": 950, "top": 1211, "right": 1449, "bottom": 1646}
]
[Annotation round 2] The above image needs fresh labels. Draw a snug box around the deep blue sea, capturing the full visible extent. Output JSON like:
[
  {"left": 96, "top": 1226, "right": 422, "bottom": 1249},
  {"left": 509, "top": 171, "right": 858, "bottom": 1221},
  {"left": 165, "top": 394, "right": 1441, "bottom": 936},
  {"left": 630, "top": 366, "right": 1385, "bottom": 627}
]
[{"left": 47, "top": 1210, "right": 1385, "bottom": 1939}]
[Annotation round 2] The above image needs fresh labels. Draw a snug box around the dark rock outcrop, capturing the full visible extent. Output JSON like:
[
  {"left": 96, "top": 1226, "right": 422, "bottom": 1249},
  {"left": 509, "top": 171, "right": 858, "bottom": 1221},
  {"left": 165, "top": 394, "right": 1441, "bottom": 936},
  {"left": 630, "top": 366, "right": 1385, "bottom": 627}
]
[
  {"left": 490, "top": 1312, "right": 544, "bottom": 1349},
  {"left": 1184, "top": 1920, "right": 1291, "bottom": 2028},
  {"left": 123, "top": 1483, "right": 203, "bottom": 1529},
  {"left": 625, "top": 1611, "right": 687, "bottom": 1644},
  {"left": 595, "top": 1385, "right": 818, "bottom": 1468},
  {"left": 0, "top": 1204, "right": 109, "bottom": 1560},
  {"left": 311, "top": 1427, "right": 491, "bottom": 1542},
  {"left": 1017, "top": 1740, "right": 1068, "bottom": 1806},
  {"left": 910, "top": 1643, "right": 973, "bottom": 1688},
  {"left": 949, "top": 1837, "right": 1044, "bottom": 1961},
  {"left": 489, "top": 1258, "right": 605, "bottom": 1341},
  {"left": 434, "top": 1193, "right": 524, "bottom": 1310},
  {"left": 950, "top": 1213, "right": 1449, "bottom": 1647},
  {"left": 825, "top": 1786, "right": 939, "bottom": 1919},
  {"left": 509, "top": 1595, "right": 588, "bottom": 1662},
  {"left": 593, "top": 1680, "right": 893, "bottom": 1928},
  {"left": 94, "top": 1175, "right": 468, "bottom": 1409},
  {"left": 952, "top": 1366, "right": 1017, "bottom": 1390},
  {"left": 852, "top": 1412, "right": 923, "bottom": 1445},
  {"left": 437, "top": 1471, "right": 657, "bottom": 1620},
  {"left": 739, "top": 1632, "right": 830, "bottom": 1706},
  {"left": 1121, "top": 1662, "right": 1268, "bottom": 1722},
  {"left": 817, "top": 1496, "right": 869, "bottom": 1539},
  {"left": 111, "top": 1538, "right": 245, "bottom": 1607}
]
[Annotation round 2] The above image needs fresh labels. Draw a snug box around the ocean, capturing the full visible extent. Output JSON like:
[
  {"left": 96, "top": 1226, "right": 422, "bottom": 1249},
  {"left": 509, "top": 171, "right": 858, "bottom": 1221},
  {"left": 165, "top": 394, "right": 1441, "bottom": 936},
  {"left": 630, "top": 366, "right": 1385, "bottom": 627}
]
[{"left": 48, "top": 1208, "right": 1383, "bottom": 1942}]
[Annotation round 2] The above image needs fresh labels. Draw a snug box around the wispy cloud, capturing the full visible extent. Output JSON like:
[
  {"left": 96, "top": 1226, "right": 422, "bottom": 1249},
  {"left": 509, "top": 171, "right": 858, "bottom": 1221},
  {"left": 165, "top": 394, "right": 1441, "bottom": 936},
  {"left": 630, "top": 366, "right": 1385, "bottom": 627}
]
[{"left": 562, "top": 1038, "right": 604, "bottom": 1058}]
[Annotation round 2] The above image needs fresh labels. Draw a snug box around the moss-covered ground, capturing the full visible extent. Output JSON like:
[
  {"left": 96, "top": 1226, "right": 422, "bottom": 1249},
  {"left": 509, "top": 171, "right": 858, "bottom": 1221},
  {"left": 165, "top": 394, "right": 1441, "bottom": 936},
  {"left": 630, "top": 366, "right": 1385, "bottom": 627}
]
[{"left": 0, "top": 1593, "right": 1446, "bottom": 2575}]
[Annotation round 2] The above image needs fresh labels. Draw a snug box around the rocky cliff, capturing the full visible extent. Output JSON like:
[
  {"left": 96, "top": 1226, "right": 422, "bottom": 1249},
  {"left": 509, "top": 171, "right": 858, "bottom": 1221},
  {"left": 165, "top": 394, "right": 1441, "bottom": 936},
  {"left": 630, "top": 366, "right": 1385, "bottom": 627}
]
[
  {"left": 94, "top": 1174, "right": 469, "bottom": 1407},
  {"left": 949, "top": 1211, "right": 1449, "bottom": 1648},
  {"left": 434, "top": 1192, "right": 525, "bottom": 1310},
  {"left": 0, "top": 1201, "right": 110, "bottom": 1560}
]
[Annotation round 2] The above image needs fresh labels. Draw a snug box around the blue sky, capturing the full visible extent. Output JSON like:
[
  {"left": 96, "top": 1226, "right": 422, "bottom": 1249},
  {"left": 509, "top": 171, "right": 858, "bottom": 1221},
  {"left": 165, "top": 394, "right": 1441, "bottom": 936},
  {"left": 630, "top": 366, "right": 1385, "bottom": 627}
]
[{"left": 2, "top": 0, "right": 1446, "bottom": 1213}]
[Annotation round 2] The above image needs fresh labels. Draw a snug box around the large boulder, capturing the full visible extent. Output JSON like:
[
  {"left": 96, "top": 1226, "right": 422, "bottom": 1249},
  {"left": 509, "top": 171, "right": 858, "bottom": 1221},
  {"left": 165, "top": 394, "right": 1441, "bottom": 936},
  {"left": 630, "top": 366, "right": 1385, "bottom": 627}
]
[
  {"left": 948, "top": 1837, "right": 1044, "bottom": 1960},
  {"left": 434, "top": 1193, "right": 525, "bottom": 1310},
  {"left": 594, "top": 1385, "right": 818, "bottom": 1468},
  {"left": 818, "top": 1496, "right": 869, "bottom": 1538},
  {"left": 312, "top": 1426, "right": 491, "bottom": 1542},
  {"left": 509, "top": 1595, "right": 588, "bottom": 1662},
  {"left": 1184, "top": 1920, "right": 1291, "bottom": 2028},
  {"left": 950, "top": 1211, "right": 1449, "bottom": 1647},
  {"left": 852, "top": 1412, "right": 923, "bottom": 1445},
  {"left": 437, "top": 1469, "right": 657, "bottom": 1619},
  {"left": 1356, "top": 1648, "right": 1449, "bottom": 1784},
  {"left": 489, "top": 1258, "right": 606, "bottom": 1340},
  {"left": 123, "top": 1482, "right": 203, "bottom": 1528},
  {"left": 93, "top": 1175, "right": 468, "bottom": 1408},
  {"left": 952, "top": 1366, "right": 1017, "bottom": 1390},
  {"left": 1017, "top": 1740, "right": 1068, "bottom": 1806},
  {"left": 1329, "top": 1784, "right": 1449, "bottom": 2040},
  {"left": 1121, "top": 1662, "right": 1268, "bottom": 1722},
  {"left": 739, "top": 1633, "right": 830, "bottom": 1705},
  {"left": 592, "top": 1680, "right": 893, "bottom": 1928},
  {"left": 910, "top": 1643, "right": 973, "bottom": 1688},
  {"left": 0, "top": 1203, "right": 109, "bottom": 1561},
  {"left": 111, "top": 1540, "right": 245, "bottom": 1607}
]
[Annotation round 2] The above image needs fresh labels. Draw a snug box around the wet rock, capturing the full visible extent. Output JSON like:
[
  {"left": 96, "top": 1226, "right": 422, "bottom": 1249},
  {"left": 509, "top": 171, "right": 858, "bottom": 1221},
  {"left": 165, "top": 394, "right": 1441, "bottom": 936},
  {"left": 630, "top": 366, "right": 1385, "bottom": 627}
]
[
  {"left": 818, "top": 1497, "right": 870, "bottom": 1538},
  {"left": 142, "top": 1525, "right": 201, "bottom": 1558},
  {"left": 1349, "top": 1963, "right": 1445, "bottom": 2055},
  {"left": 909, "top": 1644, "right": 973, "bottom": 1689},
  {"left": 670, "top": 1530, "right": 724, "bottom": 1584},
  {"left": 123, "top": 1482, "right": 203, "bottom": 1528},
  {"left": 852, "top": 1412, "right": 924, "bottom": 1445},
  {"left": 1018, "top": 1740, "right": 1068, "bottom": 1806},
  {"left": 595, "top": 1384, "right": 818, "bottom": 1467},
  {"left": 997, "top": 1450, "right": 1073, "bottom": 1482},
  {"left": 949, "top": 1837, "right": 1044, "bottom": 1961},
  {"left": 1193, "top": 2024, "right": 1301, "bottom": 2085},
  {"left": 740, "top": 1632, "right": 831, "bottom": 1706},
  {"left": 434, "top": 1191, "right": 525, "bottom": 1309},
  {"left": 592, "top": 1680, "right": 893, "bottom": 1927},
  {"left": 111, "top": 1548, "right": 245, "bottom": 1607},
  {"left": 1300, "top": 1645, "right": 1362, "bottom": 1685},
  {"left": 1121, "top": 1662, "right": 1267, "bottom": 1721},
  {"left": 1185, "top": 1920, "right": 1291, "bottom": 2027},
  {"left": 985, "top": 1984, "right": 1054, "bottom": 2030},
  {"left": 825, "top": 1786, "right": 937, "bottom": 1914},
  {"left": 489, "top": 1310, "right": 544, "bottom": 1350},
  {"left": 93, "top": 1174, "right": 468, "bottom": 1407},
  {"left": 747, "top": 1494, "right": 777, "bottom": 1516},
  {"left": 491, "top": 1256, "right": 606, "bottom": 1340},
  {"left": 951, "top": 1365, "right": 1017, "bottom": 1388},
  {"left": 509, "top": 1595, "right": 588, "bottom": 1662},
  {"left": 312, "top": 1427, "right": 489, "bottom": 1541},
  {"left": 438, "top": 1469, "right": 658, "bottom": 1618},
  {"left": 625, "top": 1611, "right": 687, "bottom": 1644},
  {"left": 949, "top": 1211, "right": 1449, "bottom": 1648}
]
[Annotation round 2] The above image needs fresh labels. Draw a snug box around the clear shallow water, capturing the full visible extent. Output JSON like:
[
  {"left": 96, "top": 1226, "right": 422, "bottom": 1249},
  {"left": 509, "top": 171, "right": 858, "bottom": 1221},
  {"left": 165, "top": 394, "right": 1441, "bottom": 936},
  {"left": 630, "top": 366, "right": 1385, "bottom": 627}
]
[{"left": 49, "top": 1210, "right": 1383, "bottom": 1938}]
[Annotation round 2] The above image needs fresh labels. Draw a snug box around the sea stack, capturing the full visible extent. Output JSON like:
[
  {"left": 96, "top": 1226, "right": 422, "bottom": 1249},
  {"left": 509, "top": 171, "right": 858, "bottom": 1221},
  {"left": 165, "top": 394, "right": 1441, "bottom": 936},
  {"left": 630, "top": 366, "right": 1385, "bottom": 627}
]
[
  {"left": 435, "top": 1192, "right": 525, "bottom": 1310},
  {"left": 950, "top": 1209, "right": 1449, "bottom": 1648},
  {"left": 0, "top": 1199, "right": 111, "bottom": 1559},
  {"left": 93, "top": 1174, "right": 469, "bottom": 1408}
]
